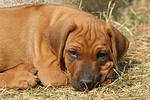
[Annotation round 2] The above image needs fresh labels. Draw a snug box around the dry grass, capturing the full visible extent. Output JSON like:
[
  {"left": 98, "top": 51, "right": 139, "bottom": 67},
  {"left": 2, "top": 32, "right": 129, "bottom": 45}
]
[
  {"left": 0, "top": 0, "right": 80, "bottom": 7},
  {"left": 0, "top": 0, "right": 150, "bottom": 99}
]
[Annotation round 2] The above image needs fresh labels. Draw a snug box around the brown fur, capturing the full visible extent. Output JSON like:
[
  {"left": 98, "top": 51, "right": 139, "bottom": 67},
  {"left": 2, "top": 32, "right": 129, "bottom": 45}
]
[{"left": 0, "top": 4, "right": 129, "bottom": 90}]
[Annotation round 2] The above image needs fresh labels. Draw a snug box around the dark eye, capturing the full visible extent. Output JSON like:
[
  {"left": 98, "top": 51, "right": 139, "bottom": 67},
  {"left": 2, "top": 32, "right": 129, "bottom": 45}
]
[
  {"left": 96, "top": 52, "right": 107, "bottom": 61},
  {"left": 68, "top": 50, "right": 78, "bottom": 60}
]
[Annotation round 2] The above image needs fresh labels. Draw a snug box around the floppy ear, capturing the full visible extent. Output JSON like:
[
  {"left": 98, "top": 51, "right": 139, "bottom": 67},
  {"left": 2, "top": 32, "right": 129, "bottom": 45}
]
[
  {"left": 43, "top": 19, "right": 76, "bottom": 65},
  {"left": 106, "top": 23, "right": 129, "bottom": 63}
]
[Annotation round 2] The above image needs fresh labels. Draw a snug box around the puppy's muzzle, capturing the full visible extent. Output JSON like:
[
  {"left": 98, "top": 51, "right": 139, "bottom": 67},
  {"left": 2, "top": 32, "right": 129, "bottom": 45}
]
[{"left": 71, "top": 68, "right": 101, "bottom": 91}]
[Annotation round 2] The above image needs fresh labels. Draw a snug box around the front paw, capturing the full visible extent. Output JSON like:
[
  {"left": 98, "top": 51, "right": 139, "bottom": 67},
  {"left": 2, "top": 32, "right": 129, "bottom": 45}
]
[{"left": 1, "top": 71, "right": 40, "bottom": 89}]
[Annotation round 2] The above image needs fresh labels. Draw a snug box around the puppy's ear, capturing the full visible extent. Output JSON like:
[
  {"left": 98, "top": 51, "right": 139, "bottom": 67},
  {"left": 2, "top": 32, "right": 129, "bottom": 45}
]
[
  {"left": 43, "top": 19, "right": 76, "bottom": 65},
  {"left": 106, "top": 23, "right": 129, "bottom": 62}
]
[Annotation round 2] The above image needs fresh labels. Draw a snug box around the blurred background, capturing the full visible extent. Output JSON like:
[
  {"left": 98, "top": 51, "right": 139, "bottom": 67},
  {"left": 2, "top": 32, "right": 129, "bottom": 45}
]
[{"left": 0, "top": 0, "right": 132, "bottom": 20}]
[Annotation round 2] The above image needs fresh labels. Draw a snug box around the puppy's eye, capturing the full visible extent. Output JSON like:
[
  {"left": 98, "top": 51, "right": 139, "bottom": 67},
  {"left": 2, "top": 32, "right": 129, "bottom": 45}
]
[
  {"left": 96, "top": 52, "right": 107, "bottom": 61},
  {"left": 68, "top": 50, "right": 78, "bottom": 59}
]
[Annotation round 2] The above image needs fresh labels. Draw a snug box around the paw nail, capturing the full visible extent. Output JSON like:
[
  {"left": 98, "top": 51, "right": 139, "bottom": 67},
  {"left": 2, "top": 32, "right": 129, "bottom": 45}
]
[
  {"left": 30, "top": 69, "right": 38, "bottom": 75},
  {"left": 28, "top": 83, "right": 31, "bottom": 86},
  {"left": 35, "top": 76, "right": 41, "bottom": 84}
]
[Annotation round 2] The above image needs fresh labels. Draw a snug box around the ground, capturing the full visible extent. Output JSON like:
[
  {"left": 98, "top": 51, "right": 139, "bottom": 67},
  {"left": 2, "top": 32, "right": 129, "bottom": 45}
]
[{"left": 0, "top": 0, "right": 150, "bottom": 99}]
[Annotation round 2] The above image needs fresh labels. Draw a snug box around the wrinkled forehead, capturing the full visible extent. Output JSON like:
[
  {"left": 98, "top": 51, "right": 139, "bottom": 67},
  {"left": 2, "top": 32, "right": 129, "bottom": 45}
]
[{"left": 66, "top": 19, "right": 111, "bottom": 51}]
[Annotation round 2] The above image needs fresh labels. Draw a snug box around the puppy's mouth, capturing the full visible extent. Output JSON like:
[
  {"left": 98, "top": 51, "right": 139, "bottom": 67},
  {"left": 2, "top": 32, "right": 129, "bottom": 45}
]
[{"left": 70, "top": 75, "right": 101, "bottom": 91}]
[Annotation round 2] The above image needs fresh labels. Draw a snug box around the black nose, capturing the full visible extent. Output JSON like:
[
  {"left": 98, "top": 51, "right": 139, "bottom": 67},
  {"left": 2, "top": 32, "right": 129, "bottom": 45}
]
[{"left": 80, "top": 79, "right": 93, "bottom": 90}]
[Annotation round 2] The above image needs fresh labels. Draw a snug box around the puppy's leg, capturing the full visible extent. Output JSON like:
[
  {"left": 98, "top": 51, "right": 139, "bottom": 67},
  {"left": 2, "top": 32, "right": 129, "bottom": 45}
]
[
  {"left": 0, "top": 64, "right": 39, "bottom": 89},
  {"left": 37, "top": 62, "right": 68, "bottom": 87}
]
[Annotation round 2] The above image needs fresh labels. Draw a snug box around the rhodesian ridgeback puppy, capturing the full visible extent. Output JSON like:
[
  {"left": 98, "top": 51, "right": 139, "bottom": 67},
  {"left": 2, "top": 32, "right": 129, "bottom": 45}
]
[{"left": 0, "top": 4, "right": 129, "bottom": 91}]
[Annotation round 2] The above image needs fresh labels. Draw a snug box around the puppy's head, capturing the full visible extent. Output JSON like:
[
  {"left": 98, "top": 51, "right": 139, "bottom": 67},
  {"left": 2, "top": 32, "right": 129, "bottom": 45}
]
[{"left": 43, "top": 17, "right": 129, "bottom": 91}]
